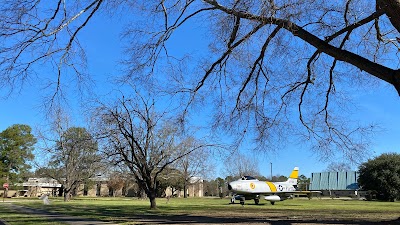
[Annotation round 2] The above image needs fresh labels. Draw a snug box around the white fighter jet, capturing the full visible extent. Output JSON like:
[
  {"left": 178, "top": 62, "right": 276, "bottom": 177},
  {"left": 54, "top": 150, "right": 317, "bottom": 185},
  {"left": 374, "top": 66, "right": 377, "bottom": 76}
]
[{"left": 228, "top": 167, "right": 318, "bottom": 205}]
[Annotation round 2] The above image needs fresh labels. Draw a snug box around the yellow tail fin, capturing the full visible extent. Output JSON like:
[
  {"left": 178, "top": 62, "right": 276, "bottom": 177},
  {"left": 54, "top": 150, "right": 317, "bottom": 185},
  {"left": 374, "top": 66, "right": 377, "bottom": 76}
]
[
  {"left": 287, "top": 167, "right": 299, "bottom": 185},
  {"left": 289, "top": 167, "right": 299, "bottom": 179}
]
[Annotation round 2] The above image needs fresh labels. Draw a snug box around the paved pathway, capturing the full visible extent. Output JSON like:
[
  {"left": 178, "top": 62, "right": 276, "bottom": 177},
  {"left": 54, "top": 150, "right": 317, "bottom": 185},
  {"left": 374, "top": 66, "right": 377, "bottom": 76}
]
[{"left": 2, "top": 203, "right": 118, "bottom": 225}]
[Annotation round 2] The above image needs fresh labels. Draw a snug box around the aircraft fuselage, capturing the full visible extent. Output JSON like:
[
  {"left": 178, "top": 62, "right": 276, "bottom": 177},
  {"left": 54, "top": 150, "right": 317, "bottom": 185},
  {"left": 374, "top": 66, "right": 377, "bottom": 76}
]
[
  {"left": 229, "top": 180, "right": 297, "bottom": 194},
  {"left": 228, "top": 167, "right": 300, "bottom": 205}
]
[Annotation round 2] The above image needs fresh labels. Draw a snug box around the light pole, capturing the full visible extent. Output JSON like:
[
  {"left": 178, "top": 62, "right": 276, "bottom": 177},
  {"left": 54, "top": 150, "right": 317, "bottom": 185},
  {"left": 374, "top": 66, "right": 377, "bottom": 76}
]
[{"left": 270, "top": 162, "right": 272, "bottom": 181}]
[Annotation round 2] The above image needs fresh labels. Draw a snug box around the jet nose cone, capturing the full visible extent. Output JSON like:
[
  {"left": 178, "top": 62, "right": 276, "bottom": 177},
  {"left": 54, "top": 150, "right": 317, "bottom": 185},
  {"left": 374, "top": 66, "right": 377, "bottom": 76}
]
[{"left": 228, "top": 181, "right": 237, "bottom": 191}]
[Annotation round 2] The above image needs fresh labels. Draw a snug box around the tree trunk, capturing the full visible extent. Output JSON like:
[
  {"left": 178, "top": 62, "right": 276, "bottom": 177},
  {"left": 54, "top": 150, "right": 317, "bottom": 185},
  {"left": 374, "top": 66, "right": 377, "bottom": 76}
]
[
  {"left": 139, "top": 189, "right": 147, "bottom": 199},
  {"left": 183, "top": 180, "right": 187, "bottom": 198},
  {"left": 148, "top": 189, "right": 157, "bottom": 209},
  {"left": 63, "top": 190, "right": 70, "bottom": 202},
  {"left": 4, "top": 165, "right": 12, "bottom": 198}
]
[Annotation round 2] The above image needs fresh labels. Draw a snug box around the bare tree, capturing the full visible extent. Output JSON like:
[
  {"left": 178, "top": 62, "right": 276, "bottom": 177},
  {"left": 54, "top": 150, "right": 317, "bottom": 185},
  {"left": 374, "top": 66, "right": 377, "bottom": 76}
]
[
  {"left": 223, "top": 152, "right": 260, "bottom": 178},
  {"left": 37, "top": 109, "right": 104, "bottom": 201},
  {"left": 121, "top": 0, "right": 396, "bottom": 160},
  {"left": 107, "top": 172, "right": 125, "bottom": 197},
  {"left": 0, "top": 0, "right": 103, "bottom": 97},
  {"left": 174, "top": 136, "right": 213, "bottom": 198},
  {"left": 326, "top": 162, "right": 352, "bottom": 172},
  {"left": 93, "top": 93, "right": 211, "bottom": 209},
  {"left": 2, "top": 0, "right": 400, "bottom": 160}
]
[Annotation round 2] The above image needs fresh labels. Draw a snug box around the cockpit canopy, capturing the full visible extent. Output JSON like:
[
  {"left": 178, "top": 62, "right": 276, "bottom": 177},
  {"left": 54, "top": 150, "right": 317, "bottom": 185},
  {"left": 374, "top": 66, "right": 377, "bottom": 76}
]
[{"left": 240, "top": 176, "right": 258, "bottom": 181}]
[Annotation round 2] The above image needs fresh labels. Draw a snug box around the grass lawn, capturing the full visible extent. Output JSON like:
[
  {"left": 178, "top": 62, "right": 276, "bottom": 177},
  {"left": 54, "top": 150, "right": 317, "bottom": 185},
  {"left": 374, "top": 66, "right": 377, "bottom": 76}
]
[{"left": 2, "top": 197, "right": 400, "bottom": 224}]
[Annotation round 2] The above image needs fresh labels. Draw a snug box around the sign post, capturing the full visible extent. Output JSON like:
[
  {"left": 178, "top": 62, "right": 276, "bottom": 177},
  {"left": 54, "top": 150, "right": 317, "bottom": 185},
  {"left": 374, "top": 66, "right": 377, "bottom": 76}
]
[{"left": 3, "top": 183, "right": 8, "bottom": 202}]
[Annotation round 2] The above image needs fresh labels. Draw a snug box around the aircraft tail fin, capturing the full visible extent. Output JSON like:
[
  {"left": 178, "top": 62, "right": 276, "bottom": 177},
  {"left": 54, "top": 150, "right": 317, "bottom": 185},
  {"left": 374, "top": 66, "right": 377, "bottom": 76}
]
[{"left": 286, "top": 167, "right": 299, "bottom": 185}]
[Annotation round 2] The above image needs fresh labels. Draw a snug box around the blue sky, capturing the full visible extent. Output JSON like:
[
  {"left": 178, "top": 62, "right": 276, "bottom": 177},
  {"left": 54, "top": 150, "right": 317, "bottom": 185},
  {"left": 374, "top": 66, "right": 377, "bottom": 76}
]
[{"left": 1, "top": 10, "right": 400, "bottom": 179}]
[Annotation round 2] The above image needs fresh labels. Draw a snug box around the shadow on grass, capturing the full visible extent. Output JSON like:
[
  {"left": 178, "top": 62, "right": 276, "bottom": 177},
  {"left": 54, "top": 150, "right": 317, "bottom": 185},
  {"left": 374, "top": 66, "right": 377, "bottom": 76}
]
[
  {"left": 10, "top": 202, "right": 400, "bottom": 224},
  {"left": 102, "top": 213, "right": 400, "bottom": 224},
  {"left": 164, "top": 215, "right": 399, "bottom": 224},
  {"left": 0, "top": 206, "right": 64, "bottom": 225}
]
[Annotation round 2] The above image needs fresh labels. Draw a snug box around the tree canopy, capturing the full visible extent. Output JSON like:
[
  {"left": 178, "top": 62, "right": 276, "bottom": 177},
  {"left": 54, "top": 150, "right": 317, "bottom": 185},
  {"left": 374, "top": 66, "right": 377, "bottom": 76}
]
[
  {"left": 174, "top": 137, "right": 212, "bottom": 198},
  {"left": 223, "top": 153, "right": 260, "bottom": 178},
  {"left": 1, "top": 0, "right": 399, "bottom": 160},
  {"left": 42, "top": 126, "right": 103, "bottom": 201},
  {"left": 0, "top": 124, "right": 36, "bottom": 184},
  {"left": 358, "top": 153, "right": 400, "bottom": 201},
  {"left": 325, "top": 162, "right": 352, "bottom": 172}
]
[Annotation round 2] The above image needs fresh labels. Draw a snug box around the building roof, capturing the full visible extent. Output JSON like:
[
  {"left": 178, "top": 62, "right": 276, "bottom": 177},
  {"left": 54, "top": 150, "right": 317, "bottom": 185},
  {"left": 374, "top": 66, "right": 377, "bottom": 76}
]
[
  {"left": 22, "top": 178, "right": 62, "bottom": 188},
  {"left": 189, "top": 176, "right": 203, "bottom": 183}
]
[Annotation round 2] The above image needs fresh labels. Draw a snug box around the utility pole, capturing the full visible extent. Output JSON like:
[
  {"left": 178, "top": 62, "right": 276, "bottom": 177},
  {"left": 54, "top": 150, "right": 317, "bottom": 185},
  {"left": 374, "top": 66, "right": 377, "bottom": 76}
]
[{"left": 270, "top": 162, "right": 272, "bottom": 181}]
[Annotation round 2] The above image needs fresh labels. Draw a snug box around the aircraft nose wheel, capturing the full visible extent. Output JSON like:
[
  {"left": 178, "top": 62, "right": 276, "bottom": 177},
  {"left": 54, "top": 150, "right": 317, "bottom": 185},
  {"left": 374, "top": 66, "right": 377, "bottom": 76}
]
[
  {"left": 254, "top": 198, "right": 259, "bottom": 205},
  {"left": 240, "top": 197, "right": 245, "bottom": 206}
]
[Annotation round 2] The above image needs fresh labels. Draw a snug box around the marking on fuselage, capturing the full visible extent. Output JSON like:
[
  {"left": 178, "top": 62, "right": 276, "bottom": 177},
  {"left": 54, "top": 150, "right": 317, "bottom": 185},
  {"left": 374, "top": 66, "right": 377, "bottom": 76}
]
[
  {"left": 250, "top": 182, "right": 255, "bottom": 189},
  {"left": 266, "top": 182, "right": 277, "bottom": 192}
]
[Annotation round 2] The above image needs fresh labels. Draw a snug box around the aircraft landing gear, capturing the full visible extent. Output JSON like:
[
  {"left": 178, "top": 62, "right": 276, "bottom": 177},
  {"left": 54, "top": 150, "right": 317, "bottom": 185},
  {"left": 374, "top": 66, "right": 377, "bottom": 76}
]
[
  {"left": 254, "top": 198, "right": 259, "bottom": 205},
  {"left": 307, "top": 193, "right": 313, "bottom": 200},
  {"left": 240, "top": 197, "right": 245, "bottom": 206},
  {"left": 270, "top": 201, "right": 275, "bottom": 205}
]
